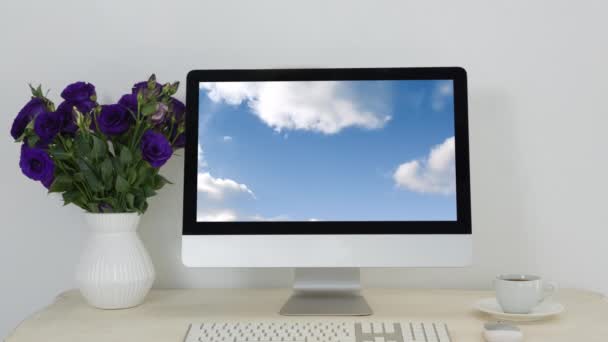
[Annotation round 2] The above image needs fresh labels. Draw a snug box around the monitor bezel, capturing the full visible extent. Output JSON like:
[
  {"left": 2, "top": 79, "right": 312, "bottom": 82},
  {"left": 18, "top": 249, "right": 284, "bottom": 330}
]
[{"left": 183, "top": 67, "right": 471, "bottom": 235}]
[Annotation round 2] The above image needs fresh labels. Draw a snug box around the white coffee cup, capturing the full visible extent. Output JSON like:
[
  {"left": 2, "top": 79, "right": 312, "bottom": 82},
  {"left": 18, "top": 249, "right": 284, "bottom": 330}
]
[{"left": 494, "top": 274, "right": 558, "bottom": 314}]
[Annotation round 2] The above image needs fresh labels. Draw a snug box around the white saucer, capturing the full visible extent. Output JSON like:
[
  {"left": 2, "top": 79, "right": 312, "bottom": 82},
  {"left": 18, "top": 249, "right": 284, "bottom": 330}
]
[{"left": 474, "top": 298, "right": 564, "bottom": 322}]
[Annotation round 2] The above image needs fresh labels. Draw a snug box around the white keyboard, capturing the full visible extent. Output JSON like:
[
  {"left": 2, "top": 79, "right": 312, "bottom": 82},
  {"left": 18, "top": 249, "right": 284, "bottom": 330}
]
[{"left": 184, "top": 320, "right": 452, "bottom": 342}]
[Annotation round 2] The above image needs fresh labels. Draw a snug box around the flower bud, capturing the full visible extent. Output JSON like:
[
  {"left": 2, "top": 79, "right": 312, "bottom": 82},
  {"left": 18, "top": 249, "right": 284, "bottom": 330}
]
[{"left": 151, "top": 102, "right": 169, "bottom": 124}]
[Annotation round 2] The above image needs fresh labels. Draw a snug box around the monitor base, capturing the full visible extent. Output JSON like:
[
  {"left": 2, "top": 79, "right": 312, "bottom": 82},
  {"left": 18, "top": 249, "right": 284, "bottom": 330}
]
[
  {"left": 280, "top": 291, "right": 372, "bottom": 316},
  {"left": 279, "top": 268, "right": 372, "bottom": 316}
]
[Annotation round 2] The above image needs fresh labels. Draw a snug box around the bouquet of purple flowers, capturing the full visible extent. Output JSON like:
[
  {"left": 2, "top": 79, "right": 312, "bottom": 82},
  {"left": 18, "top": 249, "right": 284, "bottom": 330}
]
[{"left": 10, "top": 75, "right": 185, "bottom": 213}]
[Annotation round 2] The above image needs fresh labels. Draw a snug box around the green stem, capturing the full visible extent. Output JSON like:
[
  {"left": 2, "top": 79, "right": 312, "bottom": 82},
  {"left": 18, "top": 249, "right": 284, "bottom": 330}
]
[
  {"left": 167, "top": 119, "right": 175, "bottom": 141},
  {"left": 55, "top": 161, "right": 92, "bottom": 202},
  {"left": 129, "top": 122, "right": 139, "bottom": 150},
  {"left": 130, "top": 101, "right": 146, "bottom": 150}
]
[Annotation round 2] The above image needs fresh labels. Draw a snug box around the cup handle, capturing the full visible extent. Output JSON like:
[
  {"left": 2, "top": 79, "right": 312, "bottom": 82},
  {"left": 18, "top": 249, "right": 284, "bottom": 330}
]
[{"left": 542, "top": 281, "right": 559, "bottom": 303}]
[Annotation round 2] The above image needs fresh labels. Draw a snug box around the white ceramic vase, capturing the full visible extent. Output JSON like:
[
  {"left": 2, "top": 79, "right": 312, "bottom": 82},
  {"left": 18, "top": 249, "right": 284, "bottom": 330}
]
[{"left": 76, "top": 213, "right": 155, "bottom": 309}]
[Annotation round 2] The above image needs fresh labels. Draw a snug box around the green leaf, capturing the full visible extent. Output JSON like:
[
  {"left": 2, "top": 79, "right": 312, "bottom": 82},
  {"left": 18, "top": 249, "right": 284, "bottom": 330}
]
[
  {"left": 111, "top": 157, "right": 123, "bottom": 176},
  {"left": 75, "top": 134, "right": 91, "bottom": 156},
  {"left": 127, "top": 168, "right": 137, "bottom": 184},
  {"left": 153, "top": 174, "right": 172, "bottom": 190},
  {"left": 85, "top": 202, "right": 99, "bottom": 213},
  {"left": 134, "top": 194, "right": 145, "bottom": 208},
  {"left": 76, "top": 157, "right": 94, "bottom": 174},
  {"left": 132, "top": 161, "right": 150, "bottom": 187},
  {"left": 73, "top": 172, "right": 85, "bottom": 183},
  {"left": 49, "top": 146, "right": 72, "bottom": 160},
  {"left": 83, "top": 171, "right": 104, "bottom": 193},
  {"left": 62, "top": 190, "right": 82, "bottom": 205},
  {"left": 125, "top": 193, "right": 135, "bottom": 209},
  {"left": 119, "top": 147, "right": 133, "bottom": 166},
  {"left": 137, "top": 163, "right": 151, "bottom": 178},
  {"left": 49, "top": 175, "right": 73, "bottom": 193},
  {"left": 100, "top": 158, "right": 113, "bottom": 185},
  {"left": 27, "top": 135, "right": 40, "bottom": 147},
  {"left": 115, "top": 175, "right": 129, "bottom": 193},
  {"left": 143, "top": 185, "right": 156, "bottom": 197},
  {"left": 91, "top": 135, "right": 107, "bottom": 160},
  {"left": 139, "top": 201, "right": 149, "bottom": 213}
]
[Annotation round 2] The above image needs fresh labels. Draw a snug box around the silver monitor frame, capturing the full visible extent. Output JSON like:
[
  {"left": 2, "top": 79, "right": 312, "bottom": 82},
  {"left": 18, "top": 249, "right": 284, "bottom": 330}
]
[
  {"left": 182, "top": 234, "right": 472, "bottom": 315},
  {"left": 182, "top": 68, "right": 472, "bottom": 315}
]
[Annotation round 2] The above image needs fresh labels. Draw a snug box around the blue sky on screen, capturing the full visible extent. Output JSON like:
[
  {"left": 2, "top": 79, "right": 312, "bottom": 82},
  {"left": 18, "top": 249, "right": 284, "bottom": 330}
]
[{"left": 196, "top": 80, "right": 456, "bottom": 222}]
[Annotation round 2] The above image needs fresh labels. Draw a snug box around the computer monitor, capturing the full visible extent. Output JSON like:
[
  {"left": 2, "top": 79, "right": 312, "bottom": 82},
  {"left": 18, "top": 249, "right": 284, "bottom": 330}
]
[{"left": 182, "top": 68, "right": 471, "bottom": 315}]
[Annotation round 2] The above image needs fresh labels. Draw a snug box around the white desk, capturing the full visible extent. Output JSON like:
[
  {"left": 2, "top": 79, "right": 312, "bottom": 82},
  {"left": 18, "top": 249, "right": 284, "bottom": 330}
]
[{"left": 6, "top": 288, "right": 608, "bottom": 341}]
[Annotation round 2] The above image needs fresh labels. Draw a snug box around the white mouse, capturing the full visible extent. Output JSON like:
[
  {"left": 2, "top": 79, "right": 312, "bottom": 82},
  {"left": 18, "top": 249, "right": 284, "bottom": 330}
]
[{"left": 483, "top": 322, "right": 523, "bottom": 342}]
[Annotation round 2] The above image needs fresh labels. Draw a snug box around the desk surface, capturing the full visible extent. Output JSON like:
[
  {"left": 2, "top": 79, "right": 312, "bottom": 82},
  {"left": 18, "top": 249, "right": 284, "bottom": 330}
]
[{"left": 6, "top": 288, "right": 608, "bottom": 341}]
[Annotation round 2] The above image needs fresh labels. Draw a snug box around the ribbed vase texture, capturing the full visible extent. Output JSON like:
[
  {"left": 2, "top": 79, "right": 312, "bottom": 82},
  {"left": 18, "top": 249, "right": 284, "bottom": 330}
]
[{"left": 76, "top": 213, "right": 155, "bottom": 309}]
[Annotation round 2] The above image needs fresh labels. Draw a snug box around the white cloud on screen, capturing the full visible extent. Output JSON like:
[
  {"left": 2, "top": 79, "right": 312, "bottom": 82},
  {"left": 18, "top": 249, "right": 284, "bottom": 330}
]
[
  {"left": 250, "top": 215, "right": 323, "bottom": 222},
  {"left": 250, "top": 214, "right": 290, "bottom": 221},
  {"left": 197, "top": 143, "right": 206, "bottom": 168},
  {"left": 222, "top": 136, "right": 233, "bottom": 142},
  {"left": 393, "top": 136, "right": 456, "bottom": 195},
  {"left": 431, "top": 81, "right": 453, "bottom": 112},
  {"left": 203, "top": 82, "right": 257, "bottom": 105},
  {"left": 197, "top": 172, "right": 255, "bottom": 200},
  {"left": 197, "top": 209, "right": 237, "bottom": 222},
  {"left": 200, "top": 82, "right": 391, "bottom": 134},
  {"left": 196, "top": 142, "right": 256, "bottom": 221}
]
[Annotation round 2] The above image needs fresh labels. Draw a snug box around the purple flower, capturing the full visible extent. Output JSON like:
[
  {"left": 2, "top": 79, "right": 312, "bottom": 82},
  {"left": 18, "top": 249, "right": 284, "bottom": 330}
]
[
  {"left": 132, "top": 81, "right": 163, "bottom": 97},
  {"left": 56, "top": 100, "right": 96, "bottom": 134},
  {"left": 97, "top": 104, "right": 132, "bottom": 135},
  {"left": 169, "top": 97, "right": 185, "bottom": 122},
  {"left": 98, "top": 203, "right": 113, "bottom": 213},
  {"left": 33, "top": 111, "right": 62, "bottom": 143},
  {"left": 173, "top": 133, "right": 185, "bottom": 148},
  {"left": 10, "top": 98, "right": 46, "bottom": 139},
  {"left": 118, "top": 93, "right": 138, "bottom": 114},
  {"left": 140, "top": 130, "right": 172, "bottom": 168},
  {"left": 19, "top": 144, "right": 55, "bottom": 188},
  {"left": 61, "top": 82, "right": 96, "bottom": 102}
]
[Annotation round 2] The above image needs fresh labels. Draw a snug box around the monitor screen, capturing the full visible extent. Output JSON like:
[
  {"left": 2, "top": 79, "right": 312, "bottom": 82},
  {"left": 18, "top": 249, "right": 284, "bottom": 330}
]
[{"left": 195, "top": 80, "right": 457, "bottom": 223}]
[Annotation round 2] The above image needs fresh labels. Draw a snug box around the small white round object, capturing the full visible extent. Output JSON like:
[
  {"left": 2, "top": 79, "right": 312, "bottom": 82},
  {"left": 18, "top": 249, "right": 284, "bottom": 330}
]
[{"left": 483, "top": 322, "right": 523, "bottom": 342}]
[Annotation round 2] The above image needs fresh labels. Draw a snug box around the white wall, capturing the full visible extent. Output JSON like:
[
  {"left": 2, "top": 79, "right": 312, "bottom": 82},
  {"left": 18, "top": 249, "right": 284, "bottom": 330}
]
[{"left": 1, "top": 0, "right": 607, "bottom": 338}]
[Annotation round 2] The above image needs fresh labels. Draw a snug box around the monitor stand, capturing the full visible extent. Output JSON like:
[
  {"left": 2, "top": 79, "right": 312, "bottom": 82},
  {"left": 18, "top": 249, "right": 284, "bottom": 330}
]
[{"left": 279, "top": 268, "right": 373, "bottom": 316}]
